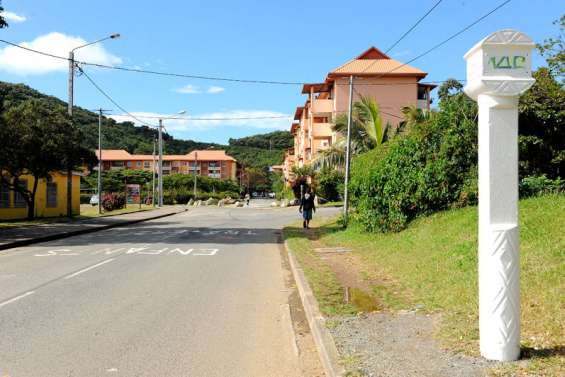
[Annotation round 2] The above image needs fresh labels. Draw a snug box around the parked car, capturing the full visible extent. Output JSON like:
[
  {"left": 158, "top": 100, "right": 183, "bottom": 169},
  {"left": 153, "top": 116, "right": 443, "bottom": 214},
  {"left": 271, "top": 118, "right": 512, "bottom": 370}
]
[
  {"left": 268, "top": 192, "right": 276, "bottom": 198},
  {"left": 89, "top": 194, "right": 99, "bottom": 206}
]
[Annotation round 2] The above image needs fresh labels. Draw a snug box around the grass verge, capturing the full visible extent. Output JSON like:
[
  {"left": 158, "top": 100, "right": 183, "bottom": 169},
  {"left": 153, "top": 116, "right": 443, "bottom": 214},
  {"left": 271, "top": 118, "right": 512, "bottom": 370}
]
[
  {"left": 78, "top": 204, "right": 154, "bottom": 219},
  {"left": 283, "top": 194, "right": 564, "bottom": 376}
]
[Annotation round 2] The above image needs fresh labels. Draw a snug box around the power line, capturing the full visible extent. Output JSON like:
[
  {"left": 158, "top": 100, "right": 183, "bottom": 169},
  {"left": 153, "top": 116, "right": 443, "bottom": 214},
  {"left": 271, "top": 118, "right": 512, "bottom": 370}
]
[
  {"left": 373, "top": 0, "right": 513, "bottom": 78},
  {"left": 385, "top": 0, "right": 444, "bottom": 54},
  {"left": 114, "top": 114, "right": 292, "bottom": 121},
  {"left": 0, "top": 38, "right": 464, "bottom": 87},
  {"left": 77, "top": 66, "right": 158, "bottom": 128}
]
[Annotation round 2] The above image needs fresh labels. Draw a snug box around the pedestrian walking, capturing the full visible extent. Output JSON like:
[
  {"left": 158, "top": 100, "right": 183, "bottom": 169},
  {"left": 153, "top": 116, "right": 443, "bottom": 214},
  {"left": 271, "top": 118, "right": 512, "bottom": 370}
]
[
  {"left": 245, "top": 192, "right": 250, "bottom": 206},
  {"left": 299, "top": 188, "right": 316, "bottom": 229}
]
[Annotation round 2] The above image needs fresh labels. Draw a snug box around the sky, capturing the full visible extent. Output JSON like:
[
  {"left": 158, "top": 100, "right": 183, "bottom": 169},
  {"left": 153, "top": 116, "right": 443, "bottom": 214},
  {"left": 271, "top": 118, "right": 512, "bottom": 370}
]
[{"left": 0, "top": 0, "right": 562, "bottom": 144}]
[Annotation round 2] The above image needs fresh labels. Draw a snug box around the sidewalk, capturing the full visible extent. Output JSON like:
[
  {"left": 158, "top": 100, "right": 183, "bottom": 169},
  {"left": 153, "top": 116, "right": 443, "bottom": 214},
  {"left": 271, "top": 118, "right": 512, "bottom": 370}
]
[{"left": 0, "top": 206, "right": 186, "bottom": 251}]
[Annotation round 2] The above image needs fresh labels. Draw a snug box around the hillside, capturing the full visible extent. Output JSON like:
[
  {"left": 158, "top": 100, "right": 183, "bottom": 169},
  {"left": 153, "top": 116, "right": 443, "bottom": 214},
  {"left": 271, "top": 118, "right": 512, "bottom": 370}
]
[
  {"left": 0, "top": 81, "right": 290, "bottom": 168},
  {"left": 228, "top": 130, "right": 293, "bottom": 150}
]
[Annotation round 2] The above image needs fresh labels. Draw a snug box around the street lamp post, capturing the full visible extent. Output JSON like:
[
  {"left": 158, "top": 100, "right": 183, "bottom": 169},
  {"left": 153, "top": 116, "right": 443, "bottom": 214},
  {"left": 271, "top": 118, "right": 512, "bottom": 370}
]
[
  {"left": 67, "top": 33, "right": 120, "bottom": 217},
  {"left": 157, "top": 110, "right": 187, "bottom": 207}
]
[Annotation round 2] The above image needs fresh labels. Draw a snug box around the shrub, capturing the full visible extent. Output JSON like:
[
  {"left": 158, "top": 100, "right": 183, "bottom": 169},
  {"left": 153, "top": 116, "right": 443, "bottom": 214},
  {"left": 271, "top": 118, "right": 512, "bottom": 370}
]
[
  {"left": 520, "top": 175, "right": 565, "bottom": 198},
  {"left": 349, "top": 94, "right": 478, "bottom": 232},
  {"left": 101, "top": 193, "right": 126, "bottom": 211},
  {"left": 315, "top": 167, "right": 343, "bottom": 202}
]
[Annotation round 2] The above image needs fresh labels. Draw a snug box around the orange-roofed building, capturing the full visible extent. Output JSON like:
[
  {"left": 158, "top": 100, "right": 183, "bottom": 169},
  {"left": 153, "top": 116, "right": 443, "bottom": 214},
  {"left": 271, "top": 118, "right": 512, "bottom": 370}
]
[
  {"left": 283, "top": 47, "right": 435, "bottom": 183},
  {"left": 94, "top": 149, "right": 238, "bottom": 181}
]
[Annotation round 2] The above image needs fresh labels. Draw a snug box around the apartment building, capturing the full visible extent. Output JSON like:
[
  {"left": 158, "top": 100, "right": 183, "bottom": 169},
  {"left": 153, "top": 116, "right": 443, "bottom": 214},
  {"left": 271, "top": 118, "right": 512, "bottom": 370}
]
[
  {"left": 283, "top": 47, "right": 435, "bottom": 182},
  {"left": 94, "top": 149, "right": 238, "bottom": 181}
]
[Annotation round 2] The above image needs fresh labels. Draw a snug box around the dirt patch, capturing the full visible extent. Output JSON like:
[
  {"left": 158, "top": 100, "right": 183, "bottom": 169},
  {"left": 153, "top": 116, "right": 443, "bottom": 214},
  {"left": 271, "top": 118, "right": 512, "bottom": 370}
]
[
  {"left": 330, "top": 312, "right": 490, "bottom": 377},
  {"left": 311, "top": 243, "right": 487, "bottom": 376}
]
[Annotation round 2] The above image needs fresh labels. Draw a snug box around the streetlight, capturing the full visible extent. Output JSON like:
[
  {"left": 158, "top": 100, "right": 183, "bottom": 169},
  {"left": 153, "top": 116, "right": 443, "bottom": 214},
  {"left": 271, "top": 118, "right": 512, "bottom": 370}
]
[
  {"left": 67, "top": 33, "right": 120, "bottom": 217},
  {"left": 158, "top": 110, "right": 187, "bottom": 207},
  {"left": 68, "top": 33, "right": 120, "bottom": 116}
]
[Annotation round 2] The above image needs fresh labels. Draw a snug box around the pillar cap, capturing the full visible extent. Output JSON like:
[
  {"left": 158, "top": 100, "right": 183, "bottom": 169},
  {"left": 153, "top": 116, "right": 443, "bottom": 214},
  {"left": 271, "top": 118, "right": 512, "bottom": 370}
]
[{"left": 464, "top": 29, "right": 535, "bottom": 101}]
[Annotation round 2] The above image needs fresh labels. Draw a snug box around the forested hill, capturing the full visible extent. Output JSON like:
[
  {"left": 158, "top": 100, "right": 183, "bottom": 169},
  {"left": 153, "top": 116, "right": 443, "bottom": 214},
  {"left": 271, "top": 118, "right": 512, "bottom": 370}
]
[
  {"left": 228, "top": 130, "right": 293, "bottom": 150},
  {"left": 0, "top": 81, "right": 292, "bottom": 168}
]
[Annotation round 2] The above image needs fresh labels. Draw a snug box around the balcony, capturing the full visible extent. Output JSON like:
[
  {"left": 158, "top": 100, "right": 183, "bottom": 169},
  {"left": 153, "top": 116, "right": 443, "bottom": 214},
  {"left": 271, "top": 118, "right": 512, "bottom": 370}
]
[
  {"left": 311, "top": 99, "right": 333, "bottom": 115},
  {"left": 311, "top": 122, "right": 333, "bottom": 138}
]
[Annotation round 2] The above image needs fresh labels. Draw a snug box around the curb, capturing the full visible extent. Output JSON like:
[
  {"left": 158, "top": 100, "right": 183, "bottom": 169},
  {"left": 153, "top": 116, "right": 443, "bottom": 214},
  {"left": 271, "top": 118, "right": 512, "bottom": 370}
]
[
  {"left": 0, "top": 208, "right": 187, "bottom": 251},
  {"left": 284, "top": 239, "right": 345, "bottom": 377}
]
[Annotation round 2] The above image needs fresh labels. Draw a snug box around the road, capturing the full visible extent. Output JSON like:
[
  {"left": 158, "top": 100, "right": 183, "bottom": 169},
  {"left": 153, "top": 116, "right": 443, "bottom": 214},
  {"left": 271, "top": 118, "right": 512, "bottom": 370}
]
[{"left": 0, "top": 203, "right": 338, "bottom": 377}]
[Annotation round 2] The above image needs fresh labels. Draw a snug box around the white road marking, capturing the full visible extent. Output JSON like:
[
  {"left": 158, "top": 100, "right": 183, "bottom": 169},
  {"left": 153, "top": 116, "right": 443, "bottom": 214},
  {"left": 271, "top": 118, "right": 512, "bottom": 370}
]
[
  {"left": 168, "top": 248, "right": 194, "bottom": 255},
  {"left": 34, "top": 249, "right": 74, "bottom": 257},
  {"left": 64, "top": 259, "right": 115, "bottom": 280},
  {"left": 193, "top": 248, "right": 218, "bottom": 256},
  {"left": 137, "top": 247, "right": 167, "bottom": 255},
  {"left": 0, "top": 291, "right": 35, "bottom": 308}
]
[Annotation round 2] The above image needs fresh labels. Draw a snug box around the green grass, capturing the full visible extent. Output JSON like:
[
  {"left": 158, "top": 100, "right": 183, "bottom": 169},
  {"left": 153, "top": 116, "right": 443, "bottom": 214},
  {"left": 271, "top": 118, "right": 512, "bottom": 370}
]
[
  {"left": 319, "top": 201, "right": 344, "bottom": 207},
  {"left": 78, "top": 204, "right": 155, "bottom": 219},
  {"left": 284, "top": 194, "right": 564, "bottom": 376}
]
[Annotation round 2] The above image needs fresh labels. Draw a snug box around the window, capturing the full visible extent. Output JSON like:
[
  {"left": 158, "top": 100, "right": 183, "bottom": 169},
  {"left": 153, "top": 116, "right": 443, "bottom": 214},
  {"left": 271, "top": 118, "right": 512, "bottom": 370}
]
[
  {"left": 0, "top": 182, "right": 9, "bottom": 208},
  {"left": 126, "top": 161, "right": 133, "bottom": 167},
  {"left": 136, "top": 161, "right": 142, "bottom": 167},
  {"left": 14, "top": 179, "right": 27, "bottom": 208},
  {"left": 46, "top": 182, "right": 57, "bottom": 208},
  {"left": 144, "top": 161, "right": 151, "bottom": 168}
]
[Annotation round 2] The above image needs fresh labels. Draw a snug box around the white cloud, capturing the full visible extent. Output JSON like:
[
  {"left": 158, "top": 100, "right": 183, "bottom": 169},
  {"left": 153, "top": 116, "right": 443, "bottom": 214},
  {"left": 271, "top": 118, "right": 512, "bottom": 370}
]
[
  {"left": 207, "top": 86, "right": 225, "bottom": 94},
  {"left": 0, "top": 32, "right": 122, "bottom": 75},
  {"left": 110, "top": 110, "right": 291, "bottom": 134},
  {"left": 1, "top": 11, "right": 26, "bottom": 23},
  {"left": 175, "top": 84, "right": 201, "bottom": 94}
]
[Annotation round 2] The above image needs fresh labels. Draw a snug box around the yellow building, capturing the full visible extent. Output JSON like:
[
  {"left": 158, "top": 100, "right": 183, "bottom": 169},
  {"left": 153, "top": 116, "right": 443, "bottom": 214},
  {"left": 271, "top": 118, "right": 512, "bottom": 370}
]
[{"left": 0, "top": 172, "right": 81, "bottom": 220}]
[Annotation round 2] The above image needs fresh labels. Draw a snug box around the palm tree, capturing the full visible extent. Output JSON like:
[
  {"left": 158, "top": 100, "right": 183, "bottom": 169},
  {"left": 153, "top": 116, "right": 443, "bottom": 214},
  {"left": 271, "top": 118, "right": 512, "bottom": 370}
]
[
  {"left": 312, "top": 141, "right": 346, "bottom": 171},
  {"left": 400, "top": 105, "right": 434, "bottom": 130},
  {"left": 332, "top": 95, "right": 387, "bottom": 152}
]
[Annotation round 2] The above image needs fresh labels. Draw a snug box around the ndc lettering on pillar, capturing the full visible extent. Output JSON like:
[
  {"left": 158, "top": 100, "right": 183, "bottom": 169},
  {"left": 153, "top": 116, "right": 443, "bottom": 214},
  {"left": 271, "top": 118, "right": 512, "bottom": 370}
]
[{"left": 463, "top": 29, "right": 535, "bottom": 362}]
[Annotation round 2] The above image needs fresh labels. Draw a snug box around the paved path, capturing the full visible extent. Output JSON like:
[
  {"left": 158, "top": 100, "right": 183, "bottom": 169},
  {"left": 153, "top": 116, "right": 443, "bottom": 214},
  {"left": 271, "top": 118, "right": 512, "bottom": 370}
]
[
  {"left": 0, "top": 206, "right": 186, "bottom": 250},
  {"left": 0, "top": 206, "right": 337, "bottom": 377}
]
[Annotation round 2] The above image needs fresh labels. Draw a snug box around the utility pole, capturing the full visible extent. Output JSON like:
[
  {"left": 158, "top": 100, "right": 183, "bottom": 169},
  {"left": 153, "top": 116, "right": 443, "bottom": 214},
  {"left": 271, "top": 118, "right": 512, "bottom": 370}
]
[
  {"left": 158, "top": 119, "right": 164, "bottom": 207},
  {"left": 66, "top": 51, "right": 75, "bottom": 217},
  {"left": 67, "top": 33, "right": 120, "bottom": 218},
  {"left": 152, "top": 138, "right": 156, "bottom": 207},
  {"left": 343, "top": 75, "right": 354, "bottom": 226},
  {"left": 96, "top": 108, "right": 111, "bottom": 214},
  {"left": 193, "top": 151, "right": 198, "bottom": 198}
]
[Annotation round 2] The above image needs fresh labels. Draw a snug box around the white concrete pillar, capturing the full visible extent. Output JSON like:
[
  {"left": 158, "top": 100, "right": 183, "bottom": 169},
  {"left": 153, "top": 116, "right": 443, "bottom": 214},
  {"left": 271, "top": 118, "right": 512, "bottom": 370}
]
[{"left": 464, "top": 29, "right": 535, "bottom": 362}]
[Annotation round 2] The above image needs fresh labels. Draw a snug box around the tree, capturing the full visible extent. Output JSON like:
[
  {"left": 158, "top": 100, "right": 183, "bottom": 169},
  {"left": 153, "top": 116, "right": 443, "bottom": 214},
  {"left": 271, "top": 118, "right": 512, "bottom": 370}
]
[
  {"left": 519, "top": 67, "right": 565, "bottom": 178},
  {"left": 0, "top": 100, "right": 95, "bottom": 219},
  {"left": 332, "top": 96, "right": 387, "bottom": 152},
  {"left": 0, "top": 1, "right": 9, "bottom": 29},
  {"left": 312, "top": 141, "right": 346, "bottom": 171},
  {"left": 437, "top": 78, "right": 464, "bottom": 101},
  {"left": 537, "top": 15, "right": 564, "bottom": 78},
  {"left": 1, "top": 100, "right": 68, "bottom": 219}
]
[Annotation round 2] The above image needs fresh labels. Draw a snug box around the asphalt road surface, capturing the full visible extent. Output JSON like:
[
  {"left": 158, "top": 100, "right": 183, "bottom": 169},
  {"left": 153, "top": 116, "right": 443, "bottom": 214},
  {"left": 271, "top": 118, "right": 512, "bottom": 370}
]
[{"left": 0, "top": 203, "right": 338, "bottom": 377}]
